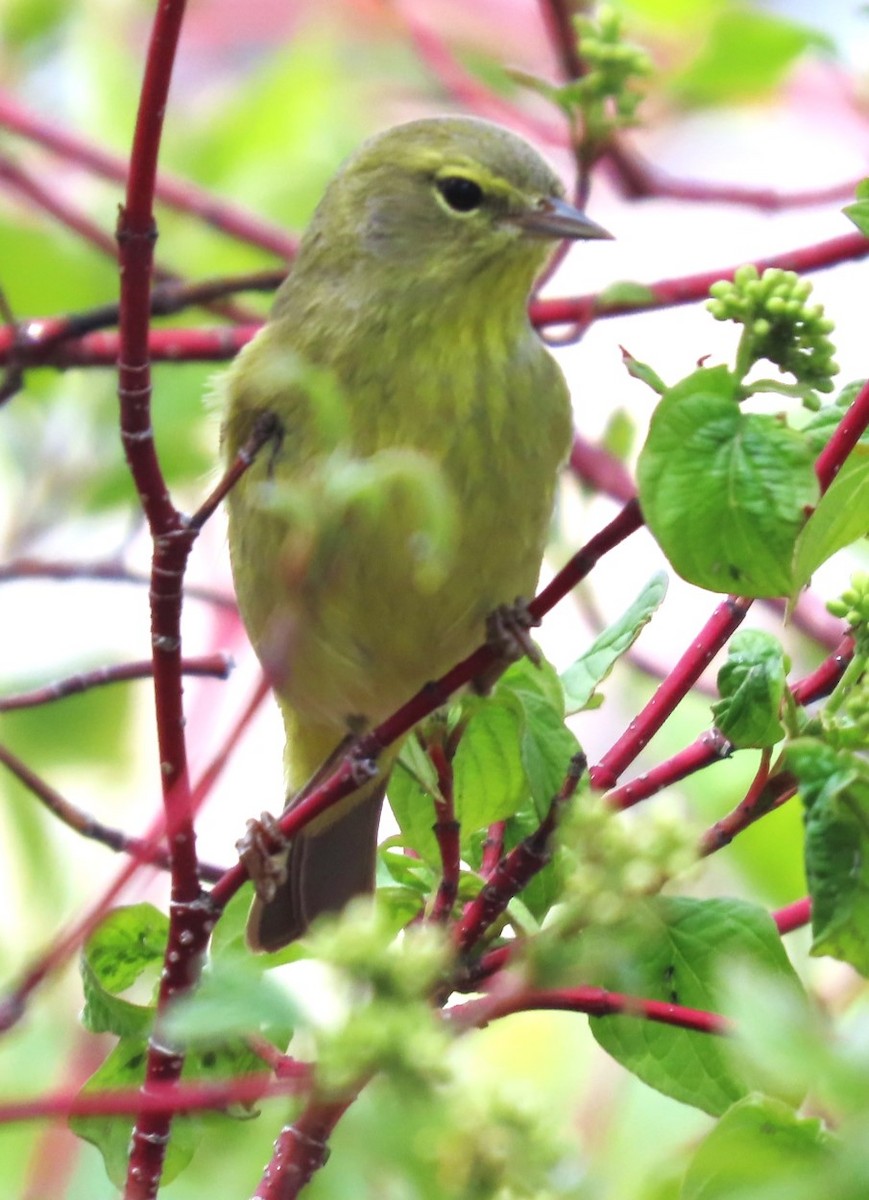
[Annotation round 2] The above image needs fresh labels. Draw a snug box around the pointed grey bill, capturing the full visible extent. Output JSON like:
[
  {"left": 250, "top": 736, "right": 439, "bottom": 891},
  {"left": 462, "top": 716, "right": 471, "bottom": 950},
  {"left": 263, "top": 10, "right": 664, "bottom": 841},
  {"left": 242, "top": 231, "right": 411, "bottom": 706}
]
[{"left": 513, "top": 195, "right": 612, "bottom": 241}]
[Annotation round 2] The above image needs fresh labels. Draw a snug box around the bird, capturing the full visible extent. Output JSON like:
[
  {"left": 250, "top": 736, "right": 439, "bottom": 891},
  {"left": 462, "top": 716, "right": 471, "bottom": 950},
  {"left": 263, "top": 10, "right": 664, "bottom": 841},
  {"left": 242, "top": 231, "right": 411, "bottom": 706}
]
[{"left": 220, "top": 115, "right": 610, "bottom": 950}]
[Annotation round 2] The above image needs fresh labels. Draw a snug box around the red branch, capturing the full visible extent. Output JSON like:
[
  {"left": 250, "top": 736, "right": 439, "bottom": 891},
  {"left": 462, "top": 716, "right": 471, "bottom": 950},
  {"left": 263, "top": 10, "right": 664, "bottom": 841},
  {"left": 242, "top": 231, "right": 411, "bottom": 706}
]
[
  {"left": 254, "top": 1094, "right": 359, "bottom": 1200},
  {"left": 446, "top": 978, "right": 730, "bottom": 1037},
  {"left": 428, "top": 740, "right": 461, "bottom": 923},
  {"left": 605, "top": 730, "right": 732, "bottom": 810},
  {"left": 590, "top": 596, "right": 753, "bottom": 791},
  {"left": 0, "top": 91, "right": 296, "bottom": 260},
  {"left": 209, "top": 500, "right": 642, "bottom": 915},
  {"left": 0, "top": 556, "right": 235, "bottom": 610},
  {"left": 113, "top": 2, "right": 209, "bottom": 1195},
  {"left": 0, "top": 654, "right": 232, "bottom": 712},
  {"left": 774, "top": 897, "right": 812, "bottom": 934},
  {"left": 814, "top": 377, "right": 869, "bottom": 491},
  {"left": 455, "top": 754, "right": 586, "bottom": 953},
  {"left": 0, "top": 741, "right": 221, "bottom": 880},
  {"left": 0, "top": 1071, "right": 309, "bottom": 1125},
  {"left": 531, "top": 231, "right": 869, "bottom": 329},
  {"left": 480, "top": 821, "right": 507, "bottom": 879},
  {"left": 791, "top": 634, "right": 855, "bottom": 705},
  {"left": 5, "top": 229, "right": 865, "bottom": 376},
  {"left": 604, "top": 143, "right": 864, "bottom": 211}
]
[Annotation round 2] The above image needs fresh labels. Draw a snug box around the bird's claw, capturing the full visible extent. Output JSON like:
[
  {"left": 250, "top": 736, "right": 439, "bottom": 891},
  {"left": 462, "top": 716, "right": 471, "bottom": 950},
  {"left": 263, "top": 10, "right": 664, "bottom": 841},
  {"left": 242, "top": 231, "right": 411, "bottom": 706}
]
[
  {"left": 236, "top": 812, "right": 290, "bottom": 905},
  {"left": 473, "top": 598, "right": 541, "bottom": 694}
]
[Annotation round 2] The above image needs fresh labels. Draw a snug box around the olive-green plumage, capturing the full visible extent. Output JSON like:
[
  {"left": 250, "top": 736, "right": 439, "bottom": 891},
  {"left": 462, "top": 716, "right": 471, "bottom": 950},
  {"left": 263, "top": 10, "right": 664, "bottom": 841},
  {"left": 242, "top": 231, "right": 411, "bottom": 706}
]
[{"left": 221, "top": 116, "right": 608, "bottom": 949}]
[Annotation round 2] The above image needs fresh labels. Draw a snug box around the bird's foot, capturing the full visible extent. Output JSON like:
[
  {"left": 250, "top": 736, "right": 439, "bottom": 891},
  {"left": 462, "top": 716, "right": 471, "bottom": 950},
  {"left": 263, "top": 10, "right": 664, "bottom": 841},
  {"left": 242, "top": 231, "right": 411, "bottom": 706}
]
[
  {"left": 473, "top": 598, "right": 541, "bottom": 694},
  {"left": 236, "top": 812, "right": 290, "bottom": 905}
]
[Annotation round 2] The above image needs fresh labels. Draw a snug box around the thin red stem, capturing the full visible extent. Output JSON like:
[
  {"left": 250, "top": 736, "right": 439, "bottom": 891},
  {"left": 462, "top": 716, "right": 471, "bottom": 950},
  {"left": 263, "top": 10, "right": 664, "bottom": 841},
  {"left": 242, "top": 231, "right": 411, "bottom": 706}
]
[
  {"left": 446, "top": 980, "right": 730, "bottom": 1037},
  {"left": 0, "top": 654, "right": 232, "bottom": 712},
  {"left": 590, "top": 596, "right": 752, "bottom": 791},
  {"left": 814, "top": 377, "right": 869, "bottom": 491},
  {"left": 0, "top": 90, "right": 296, "bottom": 259},
  {"left": 774, "top": 897, "right": 812, "bottom": 934}
]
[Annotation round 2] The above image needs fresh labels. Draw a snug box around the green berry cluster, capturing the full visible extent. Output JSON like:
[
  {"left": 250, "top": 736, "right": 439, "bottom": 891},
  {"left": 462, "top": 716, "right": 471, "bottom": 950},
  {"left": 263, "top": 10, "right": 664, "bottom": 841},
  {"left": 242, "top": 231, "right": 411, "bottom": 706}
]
[
  {"left": 708, "top": 265, "right": 839, "bottom": 396},
  {"left": 828, "top": 571, "right": 869, "bottom": 638},
  {"left": 306, "top": 902, "right": 451, "bottom": 1091},
  {"left": 821, "top": 574, "right": 869, "bottom": 749},
  {"left": 530, "top": 793, "right": 695, "bottom": 984},
  {"left": 515, "top": 6, "right": 651, "bottom": 148},
  {"left": 568, "top": 5, "right": 652, "bottom": 137}
]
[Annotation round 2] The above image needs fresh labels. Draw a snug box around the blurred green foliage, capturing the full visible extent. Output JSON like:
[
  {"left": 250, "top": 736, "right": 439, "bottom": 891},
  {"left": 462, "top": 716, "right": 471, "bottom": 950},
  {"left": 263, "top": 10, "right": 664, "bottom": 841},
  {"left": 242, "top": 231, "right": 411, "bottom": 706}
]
[{"left": 0, "top": 1, "right": 865, "bottom": 1198}]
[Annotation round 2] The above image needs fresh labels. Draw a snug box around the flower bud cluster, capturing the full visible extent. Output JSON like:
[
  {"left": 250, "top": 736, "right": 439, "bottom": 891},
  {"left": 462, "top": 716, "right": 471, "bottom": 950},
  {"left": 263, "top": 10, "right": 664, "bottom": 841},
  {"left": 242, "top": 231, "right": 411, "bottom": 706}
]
[
  {"left": 828, "top": 572, "right": 869, "bottom": 636},
  {"left": 546, "top": 793, "right": 695, "bottom": 936},
  {"left": 708, "top": 265, "right": 839, "bottom": 393},
  {"left": 306, "top": 902, "right": 451, "bottom": 1091},
  {"left": 570, "top": 6, "right": 652, "bottom": 129}
]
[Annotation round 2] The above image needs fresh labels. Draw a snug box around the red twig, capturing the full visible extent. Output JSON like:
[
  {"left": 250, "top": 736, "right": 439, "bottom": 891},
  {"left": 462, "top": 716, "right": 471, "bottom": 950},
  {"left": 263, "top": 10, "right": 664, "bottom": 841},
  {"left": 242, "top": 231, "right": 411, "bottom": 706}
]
[
  {"left": 255, "top": 1094, "right": 359, "bottom": 1200},
  {"left": 8, "top": 226, "right": 866, "bottom": 374},
  {"left": 569, "top": 432, "right": 636, "bottom": 502},
  {"left": 445, "top": 978, "right": 730, "bottom": 1037},
  {"left": 531, "top": 231, "right": 869, "bottom": 330},
  {"left": 604, "top": 142, "right": 864, "bottom": 212},
  {"left": 428, "top": 739, "right": 461, "bottom": 923},
  {"left": 0, "top": 91, "right": 296, "bottom": 260},
  {"left": 590, "top": 596, "right": 752, "bottom": 791},
  {"left": 774, "top": 897, "right": 812, "bottom": 935},
  {"left": 0, "top": 322, "right": 257, "bottom": 369},
  {"left": 114, "top": 3, "right": 209, "bottom": 1194},
  {"left": 791, "top": 634, "right": 855, "bottom": 705},
  {"left": 698, "top": 753, "right": 795, "bottom": 856},
  {"left": 0, "top": 556, "right": 236, "bottom": 610},
  {"left": 399, "top": 6, "right": 562, "bottom": 146},
  {"left": 605, "top": 730, "right": 733, "bottom": 810},
  {"left": 0, "top": 741, "right": 222, "bottom": 880},
  {"left": 0, "top": 154, "right": 258, "bottom": 326},
  {"left": 538, "top": 0, "right": 587, "bottom": 82},
  {"left": 209, "top": 501, "right": 642, "bottom": 915},
  {"left": 0, "top": 672, "right": 270, "bottom": 1036},
  {"left": 0, "top": 152, "right": 118, "bottom": 259},
  {"left": 0, "top": 1072, "right": 309, "bottom": 1125},
  {"left": 455, "top": 754, "right": 586, "bottom": 953},
  {"left": 814, "top": 377, "right": 869, "bottom": 491},
  {"left": 480, "top": 821, "right": 507, "bottom": 879},
  {"left": 0, "top": 653, "right": 232, "bottom": 712}
]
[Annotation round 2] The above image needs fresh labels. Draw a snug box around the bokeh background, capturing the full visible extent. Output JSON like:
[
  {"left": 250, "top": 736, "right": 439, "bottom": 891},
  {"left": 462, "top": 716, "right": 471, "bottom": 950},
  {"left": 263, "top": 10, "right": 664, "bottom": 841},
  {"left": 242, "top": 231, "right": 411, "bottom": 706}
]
[{"left": 0, "top": 1, "right": 867, "bottom": 1196}]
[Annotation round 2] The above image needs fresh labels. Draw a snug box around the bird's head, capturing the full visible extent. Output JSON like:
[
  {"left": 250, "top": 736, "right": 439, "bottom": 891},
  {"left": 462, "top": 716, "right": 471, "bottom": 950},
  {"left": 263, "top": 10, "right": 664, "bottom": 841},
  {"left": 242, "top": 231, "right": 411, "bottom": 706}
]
[{"left": 297, "top": 116, "right": 610, "bottom": 301}]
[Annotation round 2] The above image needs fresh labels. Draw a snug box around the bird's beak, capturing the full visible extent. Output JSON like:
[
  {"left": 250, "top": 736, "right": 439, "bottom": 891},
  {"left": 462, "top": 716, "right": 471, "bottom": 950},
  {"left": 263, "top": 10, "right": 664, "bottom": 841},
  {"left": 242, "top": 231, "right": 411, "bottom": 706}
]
[{"left": 514, "top": 196, "right": 612, "bottom": 241}]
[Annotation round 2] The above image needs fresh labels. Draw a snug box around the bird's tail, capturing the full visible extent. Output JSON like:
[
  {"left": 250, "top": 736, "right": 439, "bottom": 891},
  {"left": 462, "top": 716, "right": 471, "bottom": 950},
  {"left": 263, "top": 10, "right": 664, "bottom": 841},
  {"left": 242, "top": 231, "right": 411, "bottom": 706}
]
[
  {"left": 246, "top": 772, "right": 387, "bottom": 951},
  {"left": 245, "top": 711, "right": 397, "bottom": 952}
]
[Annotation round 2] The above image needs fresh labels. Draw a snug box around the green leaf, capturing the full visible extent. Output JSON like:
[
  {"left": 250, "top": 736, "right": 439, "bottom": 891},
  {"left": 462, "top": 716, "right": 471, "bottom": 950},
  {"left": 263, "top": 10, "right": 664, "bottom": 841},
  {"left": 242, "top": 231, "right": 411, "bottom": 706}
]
[
  {"left": 495, "top": 657, "right": 581, "bottom": 817},
  {"left": 637, "top": 365, "right": 818, "bottom": 596},
  {"left": 163, "top": 957, "right": 297, "bottom": 1046},
  {"left": 672, "top": 9, "right": 832, "bottom": 106},
  {"left": 80, "top": 904, "right": 168, "bottom": 1037},
  {"left": 589, "top": 896, "right": 804, "bottom": 1116},
  {"left": 561, "top": 573, "right": 668, "bottom": 714},
  {"left": 598, "top": 280, "right": 658, "bottom": 310},
  {"left": 711, "top": 629, "right": 789, "bottom": 748},
  {"left": 453, "top": 699, "right": 527, "bottom": 829},
  {"left": 787, "top": 738, "right": 869, "bottom": 975},
  {"left": 388, "top": 753, "right": 440, "bottom": 868},
  {"left": 792, "top": 446, "right": 869, "bottom": 596},
  {"left": 682, "top": 1094, "right": 833, "bottom": 1200},
  {"left": 620, "top": 347, "right": 667, "bottom": 395},
  {"left": 70, "top": 1038, "right": 200, "bottom": 1188},
  {"left": 843, "top": 179, "right": 869, "bottom": 237}
]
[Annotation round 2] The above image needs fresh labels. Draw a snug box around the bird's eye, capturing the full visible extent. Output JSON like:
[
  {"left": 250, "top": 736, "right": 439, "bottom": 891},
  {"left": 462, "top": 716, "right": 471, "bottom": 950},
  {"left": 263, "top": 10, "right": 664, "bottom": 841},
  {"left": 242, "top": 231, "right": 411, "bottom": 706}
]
[{"left": 436, "top": 176, "right": 484, "bottom": 213}]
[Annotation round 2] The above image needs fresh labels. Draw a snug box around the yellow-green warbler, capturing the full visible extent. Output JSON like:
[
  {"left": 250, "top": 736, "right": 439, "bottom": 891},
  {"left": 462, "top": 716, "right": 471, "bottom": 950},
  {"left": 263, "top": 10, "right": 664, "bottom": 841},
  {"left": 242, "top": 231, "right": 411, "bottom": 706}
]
[{"left": 220, "top": 116, "right": 609, "bottom": 950}]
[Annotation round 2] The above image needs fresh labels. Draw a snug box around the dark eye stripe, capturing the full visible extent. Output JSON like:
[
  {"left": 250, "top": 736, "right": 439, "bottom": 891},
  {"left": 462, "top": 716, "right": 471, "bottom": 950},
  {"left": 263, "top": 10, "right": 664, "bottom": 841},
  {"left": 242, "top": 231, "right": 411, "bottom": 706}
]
[{"left": 436, "top": 176, "right": 484, "bottom": 213}]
